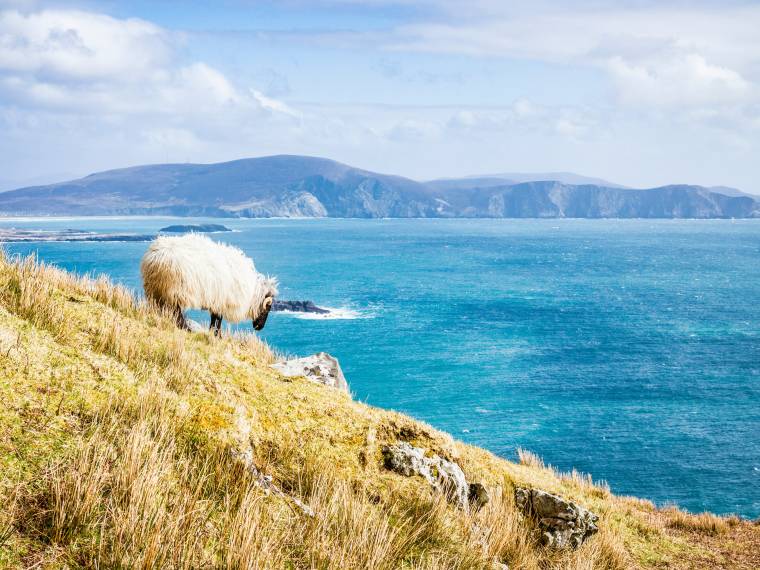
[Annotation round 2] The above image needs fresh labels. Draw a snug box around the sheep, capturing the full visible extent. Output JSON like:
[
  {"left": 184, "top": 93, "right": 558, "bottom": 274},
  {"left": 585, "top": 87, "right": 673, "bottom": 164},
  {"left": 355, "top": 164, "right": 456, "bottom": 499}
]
[{"left": 140, "top": 233, "right": 278, "bottom": 335}]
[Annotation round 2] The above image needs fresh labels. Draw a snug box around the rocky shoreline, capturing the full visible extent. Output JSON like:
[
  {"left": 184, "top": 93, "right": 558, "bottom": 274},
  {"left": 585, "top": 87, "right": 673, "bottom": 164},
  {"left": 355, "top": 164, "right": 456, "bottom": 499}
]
[
  {"left": 0, "top": 224, "right": 234, "bottom": 243},
  {"left": 0, "top": 228, "right": 155, "bottom": 242}
]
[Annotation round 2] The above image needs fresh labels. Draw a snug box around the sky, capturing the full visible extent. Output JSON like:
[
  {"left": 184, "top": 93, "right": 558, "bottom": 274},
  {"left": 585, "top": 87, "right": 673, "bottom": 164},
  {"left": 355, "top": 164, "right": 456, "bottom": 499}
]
[{"left": 0, "top": 0, "right": 759, "bottom": 192}]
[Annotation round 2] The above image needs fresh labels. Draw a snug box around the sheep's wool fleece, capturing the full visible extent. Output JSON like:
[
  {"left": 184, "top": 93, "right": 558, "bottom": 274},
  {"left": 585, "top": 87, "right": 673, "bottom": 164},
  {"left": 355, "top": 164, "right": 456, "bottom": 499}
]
[{"left": 141, "top": 233, "right": 277, "bottom": 323}]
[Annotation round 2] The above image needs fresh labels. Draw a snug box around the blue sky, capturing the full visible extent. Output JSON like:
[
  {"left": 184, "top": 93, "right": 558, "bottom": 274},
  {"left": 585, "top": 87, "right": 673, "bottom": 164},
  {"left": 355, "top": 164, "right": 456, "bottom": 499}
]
[{"left": 1, "top": 1, "right": 758, "bottom": 192}]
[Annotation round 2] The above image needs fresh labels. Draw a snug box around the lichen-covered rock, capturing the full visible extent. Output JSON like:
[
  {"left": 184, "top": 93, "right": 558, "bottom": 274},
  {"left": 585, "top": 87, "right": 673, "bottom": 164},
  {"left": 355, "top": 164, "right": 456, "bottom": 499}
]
[
  {"left": 383, "top": 442, "right": 483, "bottom": 512},
  {"left": 271, "top": 352, "right": 349, "bottom": 392},
  {"left": 515, "top": 487, "right": 599, "bottom": 549}
]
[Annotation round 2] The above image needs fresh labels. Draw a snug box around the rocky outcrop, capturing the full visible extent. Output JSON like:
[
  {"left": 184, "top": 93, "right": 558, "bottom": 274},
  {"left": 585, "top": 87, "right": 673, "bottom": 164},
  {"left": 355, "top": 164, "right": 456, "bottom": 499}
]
[
  {"left": 271, "top": 352, "right": 348, "bottom": 392},
  {"left": 514, "top": 487, "right": 599, "bottom": 549},
  {"left": 382, "top": 441, "right": 488, "bottom": 512},
  {"left": 272, "top": 300, "right": 330, "bottom": 314},
  {"left": 159, "top": 224, "right": 231, "bottom": 233}
]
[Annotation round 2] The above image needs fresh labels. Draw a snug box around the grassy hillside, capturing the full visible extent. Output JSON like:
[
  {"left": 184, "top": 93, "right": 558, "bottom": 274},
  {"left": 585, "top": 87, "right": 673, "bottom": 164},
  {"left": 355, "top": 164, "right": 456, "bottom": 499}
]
[{"left": 0, "top": 251, "right": 757, "bottom": 569}]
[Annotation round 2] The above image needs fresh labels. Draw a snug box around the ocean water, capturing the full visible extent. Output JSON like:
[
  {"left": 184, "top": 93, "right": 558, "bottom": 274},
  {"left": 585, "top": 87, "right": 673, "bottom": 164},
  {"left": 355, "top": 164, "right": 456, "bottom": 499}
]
[{"left": 2, "top": 217, "right": 758, "bottom": 518}]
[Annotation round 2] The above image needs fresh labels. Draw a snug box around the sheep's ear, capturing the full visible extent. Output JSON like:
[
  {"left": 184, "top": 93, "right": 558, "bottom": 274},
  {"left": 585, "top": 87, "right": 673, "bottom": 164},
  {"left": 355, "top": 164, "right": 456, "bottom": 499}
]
[{"left": 264, "top": 276, "right": 279, "bottom": 297}]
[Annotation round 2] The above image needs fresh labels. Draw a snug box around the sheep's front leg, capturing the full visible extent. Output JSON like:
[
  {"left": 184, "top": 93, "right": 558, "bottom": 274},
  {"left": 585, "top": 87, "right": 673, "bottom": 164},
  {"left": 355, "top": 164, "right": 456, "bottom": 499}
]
[{"left": 210, "top": 313, "right": 222, "bottom": 336}]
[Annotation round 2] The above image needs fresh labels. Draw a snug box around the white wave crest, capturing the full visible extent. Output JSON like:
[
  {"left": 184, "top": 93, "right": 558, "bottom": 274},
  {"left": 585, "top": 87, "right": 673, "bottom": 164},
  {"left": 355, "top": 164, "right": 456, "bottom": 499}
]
[{"left": 277, "top": 306, "right": 370, "bottom": 320}]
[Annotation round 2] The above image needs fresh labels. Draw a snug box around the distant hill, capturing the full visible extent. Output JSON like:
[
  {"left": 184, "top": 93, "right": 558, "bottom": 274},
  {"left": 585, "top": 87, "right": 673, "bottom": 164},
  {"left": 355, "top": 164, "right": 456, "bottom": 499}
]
[
  {"left": 429, "top": 171, "right": 628, "bottom": 190},
  {"left": 707, "top": 186, "right": 757, "bottom": 198},
  {"left": 0, "top": 155, "right": 757, "bottom": 218}
]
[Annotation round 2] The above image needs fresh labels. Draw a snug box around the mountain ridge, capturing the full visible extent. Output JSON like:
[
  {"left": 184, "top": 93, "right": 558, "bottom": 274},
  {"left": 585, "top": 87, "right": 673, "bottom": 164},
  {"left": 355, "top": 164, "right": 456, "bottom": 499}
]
[
  {"left": 429, "top": 171, "right": 629, "bottom": 189},
  {"left": 1, "top": 155, "right": 757, "bottom": 219}
]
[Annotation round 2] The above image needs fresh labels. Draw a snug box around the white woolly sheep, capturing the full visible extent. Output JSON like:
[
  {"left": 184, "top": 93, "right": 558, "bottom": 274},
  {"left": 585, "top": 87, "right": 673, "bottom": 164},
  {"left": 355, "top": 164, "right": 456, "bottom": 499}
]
[{"left": 140, "top": 233, "right": 278, "bottom": 334}]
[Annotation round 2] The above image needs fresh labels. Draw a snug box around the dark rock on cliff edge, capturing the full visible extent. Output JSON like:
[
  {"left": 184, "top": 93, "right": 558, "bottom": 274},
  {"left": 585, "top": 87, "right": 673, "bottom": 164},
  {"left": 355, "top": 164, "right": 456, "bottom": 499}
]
[{"left": 272, "top": 300, "right": 330, "bottom": 314}]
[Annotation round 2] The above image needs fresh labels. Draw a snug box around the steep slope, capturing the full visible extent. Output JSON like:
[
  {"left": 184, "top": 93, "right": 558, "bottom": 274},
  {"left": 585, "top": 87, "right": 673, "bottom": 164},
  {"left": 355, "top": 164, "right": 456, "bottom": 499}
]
[
  {"left": 0, "top": 253, "right": 757, "bottom": 569},
  {"left": 0, "top": 155, "right": 757, "bottom": 218}
]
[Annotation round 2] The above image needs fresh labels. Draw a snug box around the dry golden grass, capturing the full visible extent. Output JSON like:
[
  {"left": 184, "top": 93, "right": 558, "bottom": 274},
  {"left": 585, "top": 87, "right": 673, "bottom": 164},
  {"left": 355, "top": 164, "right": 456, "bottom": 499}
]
[
  {"left": 663, "top": 507, "right": 739, "bottom": 536},
  {"left": 518, "top": 447, "right": 611, "bottom": 499},
  {"left": 517, "top": 447, "right": 545, "bottom": 469},
  {"left": 0, "top": 250, "right": 757, "bottom": 569}
]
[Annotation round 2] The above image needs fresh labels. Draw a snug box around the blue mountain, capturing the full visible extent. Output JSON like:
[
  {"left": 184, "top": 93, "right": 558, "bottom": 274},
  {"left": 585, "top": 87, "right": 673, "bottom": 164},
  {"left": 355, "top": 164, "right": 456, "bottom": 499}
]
[{"left": 0, "top": 155, "right": 757, "bottom": 218}]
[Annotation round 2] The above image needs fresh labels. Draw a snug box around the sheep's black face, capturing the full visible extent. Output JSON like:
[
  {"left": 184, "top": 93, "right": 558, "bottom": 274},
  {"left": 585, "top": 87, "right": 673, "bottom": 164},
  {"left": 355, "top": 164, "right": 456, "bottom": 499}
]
[{"left": 253, "top": 295, "right": 274, "bottom": 331}]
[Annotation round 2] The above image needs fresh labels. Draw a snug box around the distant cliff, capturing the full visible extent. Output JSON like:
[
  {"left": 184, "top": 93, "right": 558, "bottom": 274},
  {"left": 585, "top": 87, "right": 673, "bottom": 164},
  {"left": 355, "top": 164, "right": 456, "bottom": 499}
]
[{"left": 0, "top": 155, "right": 757, "bottom": 218}]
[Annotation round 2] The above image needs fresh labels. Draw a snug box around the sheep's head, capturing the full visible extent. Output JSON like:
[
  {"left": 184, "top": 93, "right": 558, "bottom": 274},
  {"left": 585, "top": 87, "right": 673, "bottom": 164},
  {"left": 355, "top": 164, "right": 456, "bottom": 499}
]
[{"left": 252, "top": 276, "right": 278, "bottom": 331}]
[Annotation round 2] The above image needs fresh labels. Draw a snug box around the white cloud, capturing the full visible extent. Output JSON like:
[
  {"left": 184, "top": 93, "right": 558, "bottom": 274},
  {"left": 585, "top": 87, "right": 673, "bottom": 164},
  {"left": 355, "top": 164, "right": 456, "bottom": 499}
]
[
  {"left": 0, "top": 8, "right": 298, "bottom": 119},
  {"left": 387, "top": 117, "right": 442, "bottom": 140},
  {"left": 607, "top": 53, "right": 751, "bottom": 108},
  {"left": 0, "top": 9, "right": 170, "bottom": 79},
  {"left": 251, "top": 89, "right": 301, "bottom": 118},
  {"left": 0, "top": 7, "right": 315, "bottom": 183},
  {"left": 384, "top": 1, "right": 760, "bottom": 114}
]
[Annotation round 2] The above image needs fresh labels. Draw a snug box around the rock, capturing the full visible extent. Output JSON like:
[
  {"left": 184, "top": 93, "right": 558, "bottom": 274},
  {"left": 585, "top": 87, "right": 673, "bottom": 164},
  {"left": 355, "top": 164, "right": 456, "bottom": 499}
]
[
  {"left": 272, "top": 300, "right": 330, "bottom": 314},
  {"left": 271, "top": 352, "right": 349, "bottom": 392},
  {"left": 159, "top": 224, "right": 231, "bottom": 233},
  {"left": 469, "top": 482, "right": 490, "bottom": 509},
  {"left": 514, "top": 487, "right": 599, "bottom": 549},
  {"left": 382, "top": 442, "right": 478, "bottom": 512}
]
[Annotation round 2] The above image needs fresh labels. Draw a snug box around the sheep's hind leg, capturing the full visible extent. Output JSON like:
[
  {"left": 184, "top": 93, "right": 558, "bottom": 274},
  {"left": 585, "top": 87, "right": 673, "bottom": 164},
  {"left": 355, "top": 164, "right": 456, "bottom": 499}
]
[
  {"left": 210, "top": 313, "right": 222, "bottom": 336},
  {"left": 173, "top": 306, "right": 190, "bottom": 330}
]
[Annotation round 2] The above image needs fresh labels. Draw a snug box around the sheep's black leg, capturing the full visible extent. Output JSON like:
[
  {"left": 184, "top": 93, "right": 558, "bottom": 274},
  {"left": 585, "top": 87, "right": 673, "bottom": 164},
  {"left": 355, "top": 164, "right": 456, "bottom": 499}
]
[
  {"left": 210, "top": 313, "right": 222, "bottom": 336},
  {"left": 174, "top": 306, "right": 189, "bottom": 330}
]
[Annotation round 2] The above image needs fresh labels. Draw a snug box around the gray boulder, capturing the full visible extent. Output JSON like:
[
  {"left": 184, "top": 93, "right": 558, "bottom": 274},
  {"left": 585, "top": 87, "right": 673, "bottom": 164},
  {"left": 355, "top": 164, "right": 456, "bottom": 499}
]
[
  {"left": 382, "top": 442, "right": 487, "bottom": 512},
  {"left": 514, "top": 487, "right": 599, "bottom": 549},
  {"left": 271, "top": 352, "right": 349, "bottom": 392}
]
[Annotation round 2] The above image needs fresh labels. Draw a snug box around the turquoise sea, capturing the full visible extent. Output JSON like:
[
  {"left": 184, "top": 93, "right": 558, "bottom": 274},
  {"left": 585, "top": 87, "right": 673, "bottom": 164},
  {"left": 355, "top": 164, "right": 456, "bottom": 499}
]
[{"left": 2, "top": 217, "right": 759, "bottom": 518}]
